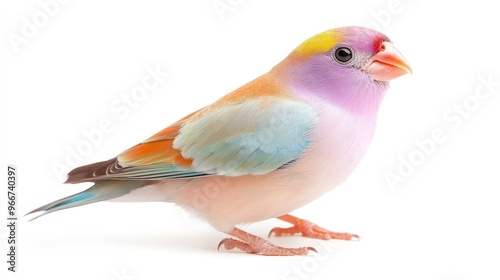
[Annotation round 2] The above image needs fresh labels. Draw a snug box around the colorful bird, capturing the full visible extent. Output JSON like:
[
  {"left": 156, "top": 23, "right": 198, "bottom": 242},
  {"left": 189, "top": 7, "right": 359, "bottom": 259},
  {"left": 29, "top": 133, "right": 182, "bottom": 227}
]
[{"left": 28, "top": 26, "right": 411, "bottom": 256}]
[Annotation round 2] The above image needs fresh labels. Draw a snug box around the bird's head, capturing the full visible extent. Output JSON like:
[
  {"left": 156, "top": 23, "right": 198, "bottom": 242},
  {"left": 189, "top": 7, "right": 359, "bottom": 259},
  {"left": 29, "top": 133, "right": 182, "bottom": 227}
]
[{"left": 274, "top": 26, "right": 412, "bottom": 114}]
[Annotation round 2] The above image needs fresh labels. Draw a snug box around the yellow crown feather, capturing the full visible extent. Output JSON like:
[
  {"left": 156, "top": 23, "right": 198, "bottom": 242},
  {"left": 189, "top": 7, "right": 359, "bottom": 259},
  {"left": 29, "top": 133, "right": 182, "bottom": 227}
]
[{"left": 294, "top": 30, "right": 341, "bottom": 56}]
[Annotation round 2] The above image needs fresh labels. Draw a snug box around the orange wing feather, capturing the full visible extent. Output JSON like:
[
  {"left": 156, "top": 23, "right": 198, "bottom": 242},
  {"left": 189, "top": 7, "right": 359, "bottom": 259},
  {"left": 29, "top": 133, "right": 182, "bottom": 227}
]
[{"left": 118, "top": 112, "right": 198, "bottom": 168}]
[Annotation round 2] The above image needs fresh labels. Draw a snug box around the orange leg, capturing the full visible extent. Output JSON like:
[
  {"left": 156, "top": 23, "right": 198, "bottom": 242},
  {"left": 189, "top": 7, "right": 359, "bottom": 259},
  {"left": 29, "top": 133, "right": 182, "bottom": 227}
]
[
  {"left": 269, "top": 214, "right": 360, "bottom": 240},
  {"left": 218, "top": 227, "right": 317, "bottom": 256}
]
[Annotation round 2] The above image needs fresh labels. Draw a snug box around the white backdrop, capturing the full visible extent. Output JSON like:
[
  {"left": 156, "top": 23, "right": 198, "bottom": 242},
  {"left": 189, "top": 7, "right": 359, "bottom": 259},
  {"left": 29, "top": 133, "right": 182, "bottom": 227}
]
[{"left": 2, "top": 1, "right": 500, "bottom": 280}]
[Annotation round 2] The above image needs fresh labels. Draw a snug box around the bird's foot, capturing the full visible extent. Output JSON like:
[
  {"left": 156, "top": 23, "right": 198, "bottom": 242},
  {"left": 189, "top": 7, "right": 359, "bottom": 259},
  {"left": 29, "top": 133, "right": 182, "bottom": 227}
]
[
  {"left": 269, "top": 214, "right": 360, "bottom": 241},
  {"left": 218, "top": 227, "right": 317, "bottom": 256}
]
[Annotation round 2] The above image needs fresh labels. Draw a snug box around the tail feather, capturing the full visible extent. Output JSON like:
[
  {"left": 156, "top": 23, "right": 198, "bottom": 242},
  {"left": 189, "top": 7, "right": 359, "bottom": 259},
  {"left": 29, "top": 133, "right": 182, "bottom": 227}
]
[{"left": 26, "top": 180, "right": 143, "bottom": 221}]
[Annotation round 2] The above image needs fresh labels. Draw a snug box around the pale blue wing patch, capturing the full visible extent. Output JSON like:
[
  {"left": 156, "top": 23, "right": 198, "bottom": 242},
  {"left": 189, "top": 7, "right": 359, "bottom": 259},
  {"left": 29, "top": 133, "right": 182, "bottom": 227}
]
[{"left": 173, "top": 99, "right": 318, "bottom": 176}]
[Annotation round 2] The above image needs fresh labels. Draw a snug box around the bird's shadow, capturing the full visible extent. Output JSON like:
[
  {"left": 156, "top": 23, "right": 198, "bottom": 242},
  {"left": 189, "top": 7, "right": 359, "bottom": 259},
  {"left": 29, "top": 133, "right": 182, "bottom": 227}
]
[{"left": 29, "top": 230, "right": 223, "bottom": 254}]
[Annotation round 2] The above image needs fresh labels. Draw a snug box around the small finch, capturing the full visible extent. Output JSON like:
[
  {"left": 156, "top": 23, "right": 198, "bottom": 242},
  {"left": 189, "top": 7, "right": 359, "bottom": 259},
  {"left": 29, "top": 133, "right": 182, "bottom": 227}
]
[{"left": 28, "top": 26, "right": 411, "bottom": 256}]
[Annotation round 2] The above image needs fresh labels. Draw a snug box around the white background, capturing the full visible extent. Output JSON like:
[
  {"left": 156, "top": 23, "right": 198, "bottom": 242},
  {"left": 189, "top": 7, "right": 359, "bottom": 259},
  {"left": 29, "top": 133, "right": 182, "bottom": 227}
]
[{"left": 2, "top": 1, "right": 500, "bottom": 280}]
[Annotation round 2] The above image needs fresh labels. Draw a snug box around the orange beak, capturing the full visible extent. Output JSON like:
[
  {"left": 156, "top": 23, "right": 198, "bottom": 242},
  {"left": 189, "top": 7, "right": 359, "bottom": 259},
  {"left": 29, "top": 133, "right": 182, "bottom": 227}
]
[{"left": 363, "top": 42, "right": 412, "bottom": 82}]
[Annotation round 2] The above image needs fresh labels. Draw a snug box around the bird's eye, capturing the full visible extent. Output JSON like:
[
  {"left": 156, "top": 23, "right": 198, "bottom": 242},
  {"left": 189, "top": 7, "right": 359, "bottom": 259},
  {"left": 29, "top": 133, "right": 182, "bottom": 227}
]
[{"left": 333, "top": 47, "right": 353, "bottom": 64}]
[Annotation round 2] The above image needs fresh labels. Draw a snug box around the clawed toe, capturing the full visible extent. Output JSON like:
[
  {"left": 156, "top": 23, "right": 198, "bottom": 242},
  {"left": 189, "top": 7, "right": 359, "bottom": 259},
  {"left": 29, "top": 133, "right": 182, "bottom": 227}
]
[
  {"left": 272, "top": 214, "right": 361, "bottom": 241},
  {"left": 219, "top": 228, "right": 316, "bottom": 256},
  {"left": 218, "top": 238, "right": 256, "bottom": 254},
  {"left": 268, "top": 226, "right": 300, "bottom": 237}
]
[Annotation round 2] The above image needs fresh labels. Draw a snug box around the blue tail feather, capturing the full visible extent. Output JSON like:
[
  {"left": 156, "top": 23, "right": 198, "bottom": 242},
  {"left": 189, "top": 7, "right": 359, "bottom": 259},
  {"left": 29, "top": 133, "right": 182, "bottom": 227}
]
[{"left": 26, "top": 180, "right": 142, "bottom": 221}]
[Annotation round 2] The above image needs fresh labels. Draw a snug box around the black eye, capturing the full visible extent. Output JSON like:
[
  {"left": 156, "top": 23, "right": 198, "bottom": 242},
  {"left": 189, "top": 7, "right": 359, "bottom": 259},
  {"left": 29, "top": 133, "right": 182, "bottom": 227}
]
[{"left": 334, "top": 47, "right": 353, "bottom": 64}]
